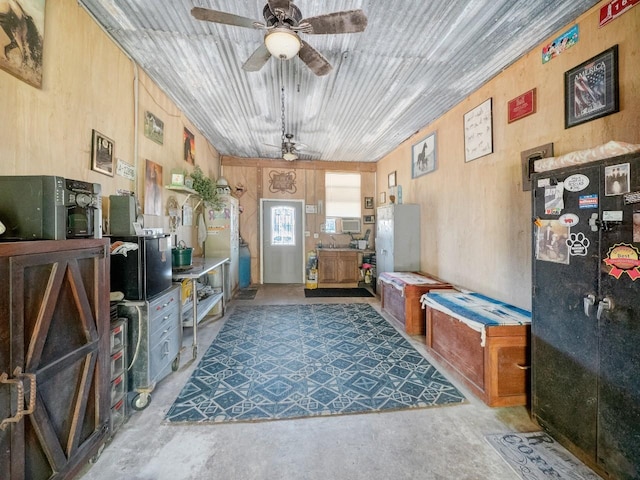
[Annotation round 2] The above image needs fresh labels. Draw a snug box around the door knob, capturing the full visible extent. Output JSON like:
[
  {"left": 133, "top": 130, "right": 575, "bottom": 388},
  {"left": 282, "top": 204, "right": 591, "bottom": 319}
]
[
  {"left": 596, "top": 297, "right": 614, "bottom": 320},
  {"left": 583, "top": 294, "right": 596, "bottom": 316}
]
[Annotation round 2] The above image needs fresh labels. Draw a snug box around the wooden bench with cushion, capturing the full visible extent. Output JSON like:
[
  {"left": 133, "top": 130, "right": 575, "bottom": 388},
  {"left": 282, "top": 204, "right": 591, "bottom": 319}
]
[
  {"left": 420, "top": 290, "right": 531, "bottom": 407},
  {"left": 378, "top": 272, "right": 453, "bottom": 335}
]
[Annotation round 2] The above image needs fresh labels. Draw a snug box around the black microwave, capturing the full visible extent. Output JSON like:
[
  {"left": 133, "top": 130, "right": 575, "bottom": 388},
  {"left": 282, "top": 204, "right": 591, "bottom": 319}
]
[{"left": 0, "top": 175, "right": 102, "bottom": 241}]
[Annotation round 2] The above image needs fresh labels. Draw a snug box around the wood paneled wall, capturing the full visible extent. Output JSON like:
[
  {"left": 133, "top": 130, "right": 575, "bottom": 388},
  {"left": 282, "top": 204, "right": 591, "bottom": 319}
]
[
  {"left": 376, "top": 2, "right": 640, "bottom": 309},
  {"left": 0, "top": 0, "right": 220, "bottom": 253}
]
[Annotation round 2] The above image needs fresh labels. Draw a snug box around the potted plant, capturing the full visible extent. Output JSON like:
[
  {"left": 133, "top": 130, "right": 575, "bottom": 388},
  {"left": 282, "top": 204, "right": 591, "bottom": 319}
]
[{"left": 189, "top": 166, "right": 223, "bottom": 209}]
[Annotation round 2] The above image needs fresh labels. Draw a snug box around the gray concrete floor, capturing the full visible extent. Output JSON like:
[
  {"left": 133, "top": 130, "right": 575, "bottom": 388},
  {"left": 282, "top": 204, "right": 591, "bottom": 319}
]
[{"left": 80, "top": 284, "right": 536, "bottom": 480}]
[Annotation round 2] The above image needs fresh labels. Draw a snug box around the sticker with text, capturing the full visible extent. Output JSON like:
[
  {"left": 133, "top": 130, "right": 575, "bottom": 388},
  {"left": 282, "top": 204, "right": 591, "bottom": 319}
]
[
  {"left": 604, "top": 243, "right": 640, "bottom": 280},
  {"left": 564, "top": 174, "right": 590, "bottom": 192},
  {"left": 579, "top": 194, "right": 598, "bottom": 209},
  {"left": 566, "top": 232, "right": 589, "bottom": 256}
]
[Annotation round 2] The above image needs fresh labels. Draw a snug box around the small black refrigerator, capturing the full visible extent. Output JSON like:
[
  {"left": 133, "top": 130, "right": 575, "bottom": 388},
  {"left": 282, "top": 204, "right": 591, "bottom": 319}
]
[
  {"left": 531, "top": 151, "right": 639, "bottom": 479},
  {"left": 109, "top": 234, "right": 172, "bottom": 300}
]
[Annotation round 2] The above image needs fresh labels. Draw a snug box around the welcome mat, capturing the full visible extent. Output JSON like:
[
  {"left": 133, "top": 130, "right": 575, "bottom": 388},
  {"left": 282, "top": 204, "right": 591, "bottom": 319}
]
[
  {"left": 486, "top": 432, "right": 602, "bottom": 480},
  {"left": 304, "top": 288, "right": 373, "bottom": 298},
  {"left": 166, "top": 304, "right": 465, "bottom": 423},
  {"left": 235, "top": 288, "right": 257, "bottom": 300}
]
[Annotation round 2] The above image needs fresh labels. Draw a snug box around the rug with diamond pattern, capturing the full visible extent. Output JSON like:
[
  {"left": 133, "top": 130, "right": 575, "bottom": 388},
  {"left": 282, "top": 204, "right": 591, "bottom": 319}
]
[{"left": 165, "top": 303, "right": 466, "bottom": 423}]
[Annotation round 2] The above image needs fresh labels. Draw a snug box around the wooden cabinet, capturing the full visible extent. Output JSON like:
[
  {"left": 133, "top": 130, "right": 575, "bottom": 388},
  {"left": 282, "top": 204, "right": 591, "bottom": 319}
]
[
  {"left": 317, "top": 250, "right": 361, "bottom": 287},
  {"left": 0, "top": 239, "right": 110, "bottom": 480}
]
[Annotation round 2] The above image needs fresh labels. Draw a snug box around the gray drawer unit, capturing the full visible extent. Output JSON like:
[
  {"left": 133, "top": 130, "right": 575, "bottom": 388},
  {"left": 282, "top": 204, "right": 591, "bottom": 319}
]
[{"left": 118, "top": 285, "right": 181, "bottom": 411}]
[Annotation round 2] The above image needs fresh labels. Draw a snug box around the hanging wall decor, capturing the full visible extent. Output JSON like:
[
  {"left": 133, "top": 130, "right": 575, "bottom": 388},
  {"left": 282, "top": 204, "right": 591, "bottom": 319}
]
[
  {"left": 464, "top": 98, "right": 493, "bottom": 162},
  {"left": 0, "top": 0, "right": 45, "bottom": 88},
  {"left": 565, "top": 45, "right": 619, "bottom": 129},
  {"left": 269, "top": 171, "right": 297, "bottom": 194},
  {"left": 183, "top": 127, "right": 195, "bottom": 164},
  {"left": 91, "top": 129, "right": 114, "bottom": 177},
  {"left": 144, "top": 111, "right": 164, "bottom": 144},
  {"left": 412, "top": 132, "right": 437, "bottom": 178}
]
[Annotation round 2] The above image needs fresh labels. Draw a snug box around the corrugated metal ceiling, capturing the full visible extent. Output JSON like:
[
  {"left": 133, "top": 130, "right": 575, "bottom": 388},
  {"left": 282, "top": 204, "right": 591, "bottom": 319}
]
[{"left": 77, "top": 0, "right": 600, "bottom": 162}]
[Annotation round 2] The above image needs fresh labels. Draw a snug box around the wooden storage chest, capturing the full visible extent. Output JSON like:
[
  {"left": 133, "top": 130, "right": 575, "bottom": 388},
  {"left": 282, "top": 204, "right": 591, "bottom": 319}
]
[
  {"left": 379, "top": 272, "right": 452, "bottom": 335},
  {"left": 421, "top": 291, "right": 531, "bottom": 407}
]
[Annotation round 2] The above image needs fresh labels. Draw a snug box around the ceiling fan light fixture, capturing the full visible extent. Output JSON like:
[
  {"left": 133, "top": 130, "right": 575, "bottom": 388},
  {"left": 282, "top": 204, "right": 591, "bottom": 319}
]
[
  {"left": 282, "top": 151, "right": 298, "bottom": 161},
  {"left": 265, "top": 28, "right": 301, "bottom": 59}
]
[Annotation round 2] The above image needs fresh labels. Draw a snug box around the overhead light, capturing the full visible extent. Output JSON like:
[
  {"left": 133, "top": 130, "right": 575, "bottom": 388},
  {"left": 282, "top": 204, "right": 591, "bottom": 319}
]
[
  {"left": 265, "top": 28, "right": 301, "bottom": 59},
  {"left": 283, "top": 151, "right": 298, "bottom": 161}
]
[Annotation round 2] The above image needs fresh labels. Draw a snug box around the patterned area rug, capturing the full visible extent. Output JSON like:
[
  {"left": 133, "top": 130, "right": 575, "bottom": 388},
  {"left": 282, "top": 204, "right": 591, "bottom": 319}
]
[
  {"left": 166, "top": 304, "right": 465, "bottom": 423},
  {"left": 486, "top": 432, "right": 603, "bottom": 479}
]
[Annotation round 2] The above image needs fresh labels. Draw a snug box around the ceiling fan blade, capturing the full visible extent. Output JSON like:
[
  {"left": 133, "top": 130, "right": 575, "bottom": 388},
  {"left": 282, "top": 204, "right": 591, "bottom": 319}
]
[
  {"left": 242, "top": 44, "right": 272, "bottom": 71},
  {"left": 300, "top": 10, "right": 368, "bottom": 35},
  {"left": 267, "top": 0, "right": 291, "bottom": 14},
  {"left": 191, "top": 7, "right": 261, "bottom": 30},
  {"left": 298, "top": 40, "right": 332, "bottom": 76}
]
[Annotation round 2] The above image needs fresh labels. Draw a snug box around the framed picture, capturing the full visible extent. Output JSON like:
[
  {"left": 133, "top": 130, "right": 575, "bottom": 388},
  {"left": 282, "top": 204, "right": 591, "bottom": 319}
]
[
  {"left": 379, "top": 192, "right": 386, "bottom": 204},
  {"left": 183, "top": 127, "right": 195, "bottom": 164},
  {"left": 565, "top": 45, "right": 619, "bottom": 129},
  {"left": 0, "top": 0, "right": 45, "bottom": 88},
  {"left": 363, "top": 215, "right": 375, "bottom": 224},
  {"left": 364, "top": 197, "right": 374, "bottom": 209},
  {"left": 412, "top": 132, "right": 436, "bottom": 178},
  {"left": 464, "top": 98, "right": 493, "bottom": 162},
  {"left": 388, "top": 171, "right": 397, "bottom": 188},
  {"left": 144, "top": 111, "right": 164, "bottom": 144},
  {"left": 508, "top": 88, "right": 537, "bottom": 123},
  {"left": 144, "top": 159, "right": 163, "bottom": 216},
  {"left": 91, "top": 129, "right": 114, "bottom": 176}
]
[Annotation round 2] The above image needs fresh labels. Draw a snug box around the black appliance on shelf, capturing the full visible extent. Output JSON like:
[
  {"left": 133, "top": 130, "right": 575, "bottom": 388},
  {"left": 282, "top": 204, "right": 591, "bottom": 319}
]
[
  {"left": 109, "top": 234, "right": 172, "bottom": 300},
  {"left": 531, "top": 152, "right": 639, "bottom": 479},
  {"left": 0, "top": 175, "right": 102, "bottom": 241}
]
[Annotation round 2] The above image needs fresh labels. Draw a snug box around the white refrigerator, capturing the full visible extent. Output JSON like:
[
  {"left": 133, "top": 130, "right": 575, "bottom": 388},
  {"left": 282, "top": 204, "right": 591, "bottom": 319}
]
[
  {"left": 375, "top": 204, "right": 421, "bottom": 274},
  {"left": 204, "top": 195, "right": 239, "bottom": 299}
]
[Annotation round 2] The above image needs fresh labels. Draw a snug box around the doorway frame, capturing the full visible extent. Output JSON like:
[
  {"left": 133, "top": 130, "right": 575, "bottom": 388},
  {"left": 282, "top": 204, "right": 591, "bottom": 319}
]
[{"left": 259, "top": 198, "right": 306, "bottom": 284}]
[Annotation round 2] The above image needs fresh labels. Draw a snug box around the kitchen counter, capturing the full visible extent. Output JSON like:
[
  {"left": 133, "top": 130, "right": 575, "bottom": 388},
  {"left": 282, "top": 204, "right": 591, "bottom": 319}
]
[{"left": 317, "top": 247, "right": 375, "bottom": 253}]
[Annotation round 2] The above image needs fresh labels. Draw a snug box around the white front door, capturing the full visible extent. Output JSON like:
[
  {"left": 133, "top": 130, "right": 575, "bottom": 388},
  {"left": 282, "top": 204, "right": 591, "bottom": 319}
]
[{"left": 260, "top": 199, "right": 304, "bottom": 283}]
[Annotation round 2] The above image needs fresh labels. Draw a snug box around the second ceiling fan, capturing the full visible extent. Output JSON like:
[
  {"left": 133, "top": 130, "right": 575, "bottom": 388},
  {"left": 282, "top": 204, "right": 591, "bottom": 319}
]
[{"left": 191, "top": 1, "right": 367, "bottom": 76}]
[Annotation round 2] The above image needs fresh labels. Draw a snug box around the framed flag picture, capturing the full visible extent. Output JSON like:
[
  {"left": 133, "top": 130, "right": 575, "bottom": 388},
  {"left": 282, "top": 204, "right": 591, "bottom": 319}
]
[{"left": 564, "top": 45, "right": 619, "bottom": 129}]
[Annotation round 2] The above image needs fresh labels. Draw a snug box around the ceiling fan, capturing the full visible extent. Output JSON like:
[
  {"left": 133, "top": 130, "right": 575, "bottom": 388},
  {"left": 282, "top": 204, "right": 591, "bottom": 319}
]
[
  {"left": 191, "top": 1, "right": 368, "bottom": 76},
  {"left": 266, "top": 133, "right": 311, "bottom": 161}
]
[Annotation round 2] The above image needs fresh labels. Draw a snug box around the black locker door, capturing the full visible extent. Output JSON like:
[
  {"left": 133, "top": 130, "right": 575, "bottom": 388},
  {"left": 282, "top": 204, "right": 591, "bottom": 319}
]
[
  {"left": 532, "top": 163, "right": 601, "bottom": 461},
  {"left": 596, "top": 155, "right": 640, "bottom": 480}
]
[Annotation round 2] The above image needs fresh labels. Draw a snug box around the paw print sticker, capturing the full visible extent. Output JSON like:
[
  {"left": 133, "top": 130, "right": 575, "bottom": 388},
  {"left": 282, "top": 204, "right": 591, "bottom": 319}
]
[{"left": 567, "top": 232, "right": 590, "bottom": 256}]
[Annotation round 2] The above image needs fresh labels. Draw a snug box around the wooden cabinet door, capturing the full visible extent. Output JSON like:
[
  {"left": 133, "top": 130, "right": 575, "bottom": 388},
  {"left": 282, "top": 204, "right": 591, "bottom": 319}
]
[
  {"left": 318, "top": 252, "right": 338, "bottom": 283},
  {"left": 0, "top": 241, "right": 110, "bottom": 480},
  {"left": 337, "top": 252, "right": 360, "bottom": 282}
]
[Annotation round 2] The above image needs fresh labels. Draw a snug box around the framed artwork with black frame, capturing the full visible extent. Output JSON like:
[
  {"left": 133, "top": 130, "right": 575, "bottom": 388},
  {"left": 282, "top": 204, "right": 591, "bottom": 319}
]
[
  {"left": 565, "top": 45, "right": 619, "bottom": 129},
  {"left": 364, "top": 197, "right": 374, "bottom": 209},
  {"left": 91, "top": 129, "right": 114, "bottom": 177}
]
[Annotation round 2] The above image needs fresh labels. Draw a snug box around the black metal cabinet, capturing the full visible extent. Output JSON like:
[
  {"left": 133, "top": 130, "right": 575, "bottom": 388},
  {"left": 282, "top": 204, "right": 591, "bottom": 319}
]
[{"left": 532, "top": 152, "right": 640, "bottom": 480}]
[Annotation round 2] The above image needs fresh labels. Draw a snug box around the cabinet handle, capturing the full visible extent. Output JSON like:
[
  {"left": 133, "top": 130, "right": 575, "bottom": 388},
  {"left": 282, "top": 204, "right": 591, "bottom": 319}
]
[
  {"left": 161, "top": 340, "right": 170, "bottom": 358},
  {"left": 0, "top": 367, "right": 36, "bottom": 430},
  {"left": 515, "top": 364, "right": 531, "bottom": 370}
]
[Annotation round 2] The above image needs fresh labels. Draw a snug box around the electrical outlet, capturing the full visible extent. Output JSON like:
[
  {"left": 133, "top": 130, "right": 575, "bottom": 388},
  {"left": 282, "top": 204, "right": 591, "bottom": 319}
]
[{"left": 313, "top": 233, "right": 319, "bottom": 238}]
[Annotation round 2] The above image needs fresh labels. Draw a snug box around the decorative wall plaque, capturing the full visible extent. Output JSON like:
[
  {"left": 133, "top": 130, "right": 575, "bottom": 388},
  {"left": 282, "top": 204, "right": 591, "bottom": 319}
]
[{"left": 269, "top": 171, "right": 297, "bottom": 194}]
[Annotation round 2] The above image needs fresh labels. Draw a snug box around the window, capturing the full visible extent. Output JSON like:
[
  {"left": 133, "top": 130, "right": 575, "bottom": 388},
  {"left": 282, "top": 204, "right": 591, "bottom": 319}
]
[
  {"left": 325, "top": 172, "right": 361, "bottom": 233},
  {"left": 325, "top": 171, "right": 361, "bottom": 226},
  {"left": 271, "top": 206, "right": 295, "bottom": 246}
]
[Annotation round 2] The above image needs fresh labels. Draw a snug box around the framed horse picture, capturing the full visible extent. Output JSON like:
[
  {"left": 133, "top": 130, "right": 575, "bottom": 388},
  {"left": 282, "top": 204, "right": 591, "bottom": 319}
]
[
  {"left": 412, "top": 132, "right": 436, "bottom": 178},
  {"left": 0, "top": 0, "right": 45, "bottom": 88}
]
